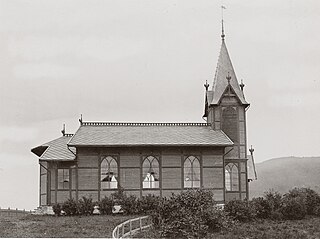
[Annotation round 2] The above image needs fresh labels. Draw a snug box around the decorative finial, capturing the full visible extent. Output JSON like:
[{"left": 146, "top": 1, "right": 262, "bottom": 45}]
[
  {"left": 61, "top": 124, "right": 66, "bottom": 136},
  {"left": 226, "top": 72, "right": 231, "bottom": 85},
  {"left": 249, "top": 145, "right": 254, "bottom": 154},
  {"left": 79, "top": 114, "right": 83, "bottom": 125},
  {"left": 204, "top": 80, "right": 210, "bottom": 91},
  {"left": 221, "top": 5, "right": 226, "bottom": 40},
  {"left": 240, "top": 79, "right": 245, "bottom": 91}
]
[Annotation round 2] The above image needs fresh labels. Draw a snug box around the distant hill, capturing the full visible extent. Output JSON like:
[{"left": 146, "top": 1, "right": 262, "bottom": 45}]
[{"left": 249, "top": 156, "right": 320, "bottom": 198}]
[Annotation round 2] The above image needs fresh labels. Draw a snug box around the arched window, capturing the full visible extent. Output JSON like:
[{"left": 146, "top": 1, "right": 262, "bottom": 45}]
[
  {"left": 142, "top": 156, "right": 159, "bottom": 188},
  {"left": 101, "top": 156, "right": 118, "bottom": 189},
  {"left": 184, "top": 156, "right": 200, "bottom": 188},
  {"left": 225, "top": 163, "right": 239, "bottom": 191}
]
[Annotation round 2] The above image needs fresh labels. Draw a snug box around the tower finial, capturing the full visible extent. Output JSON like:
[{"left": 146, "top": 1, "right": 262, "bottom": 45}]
[
  {"left": 240, "top": 79, "right": 245, "bottom": 91},
  {"left": 204, "top": 80, "right": 210, "bottom": 91},
  {"left": 221, "top": 5, "right": 226, "bottom": 40},
  {"left": 61, "top": 124, "right": 66, "bottom": 136},
  {"left": 79, "top": 114, "right": 83, "bottom": 125}
]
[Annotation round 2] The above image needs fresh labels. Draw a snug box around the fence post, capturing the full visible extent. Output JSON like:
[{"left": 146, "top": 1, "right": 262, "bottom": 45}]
[
  {"left": 129, "top": 220, "right": 132, "bottom": 236},
  {"left": 140, "top": 217, "right": 142, "bottom": 232},
  {"left": 122, "top": 224, "right": 124, "bottom": 237},
  {"left": 117, "top": 226, "right": 119, "bottom": 238}
]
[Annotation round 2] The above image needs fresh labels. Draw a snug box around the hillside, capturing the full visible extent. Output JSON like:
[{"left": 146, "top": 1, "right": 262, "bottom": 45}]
[{"left": 249, "top": 156, "right": 320, "bottom": 198}]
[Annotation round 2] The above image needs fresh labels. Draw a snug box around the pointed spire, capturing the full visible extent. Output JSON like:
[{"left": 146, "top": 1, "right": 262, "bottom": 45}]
[{"left": 211, "top": 38, "right": 249, "bottom": 106}]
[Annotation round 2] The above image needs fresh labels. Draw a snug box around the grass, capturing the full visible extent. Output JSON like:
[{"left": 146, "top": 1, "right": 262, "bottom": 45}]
[
  {"left": 136, "top": 216, "right": 320, "bottom": 239},
  {"left": 0, "top": 214, "right": 133, "bottom": 238}
]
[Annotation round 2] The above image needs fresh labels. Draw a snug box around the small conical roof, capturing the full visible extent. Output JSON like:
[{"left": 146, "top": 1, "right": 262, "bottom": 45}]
[{"left": 211, "top": 40, "right": 248, "bottom": 105}]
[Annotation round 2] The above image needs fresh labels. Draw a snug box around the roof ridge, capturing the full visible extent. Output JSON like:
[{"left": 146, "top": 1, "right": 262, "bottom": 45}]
[{"left": 82, "top": 122, "right": 211, "bottom": 127}]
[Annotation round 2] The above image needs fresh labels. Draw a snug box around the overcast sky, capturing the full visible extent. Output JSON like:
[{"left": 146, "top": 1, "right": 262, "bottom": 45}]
[{"left": 0, "top": 0, "right": 319, "bottom": 210}]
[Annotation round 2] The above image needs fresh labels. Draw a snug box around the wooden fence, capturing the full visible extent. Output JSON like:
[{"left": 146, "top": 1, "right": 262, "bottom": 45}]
[
  {"left": 112, "top": 216, "right": 152, "bottom": 239},
  {"left": 0, "top": 207, "right": 31, "bottom": 217}
]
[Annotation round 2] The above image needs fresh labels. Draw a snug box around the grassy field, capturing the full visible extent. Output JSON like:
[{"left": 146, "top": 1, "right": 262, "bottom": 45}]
[
  {"left": 137, "top": 216, "right": 320, "bottom": 239},
  {"left": 0, "top": 214, "right": 133, "bottom": 238}
]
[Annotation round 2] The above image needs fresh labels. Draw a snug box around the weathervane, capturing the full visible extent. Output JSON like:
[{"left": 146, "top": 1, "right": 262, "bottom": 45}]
[{"left": 221, "top": 5, "right": 226, "bottom": 40}]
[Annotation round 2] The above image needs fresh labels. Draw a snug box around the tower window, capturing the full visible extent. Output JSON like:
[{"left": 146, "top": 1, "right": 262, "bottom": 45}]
[
  {"left": 225, "top": 163, "right": 239, "bottom": 191},
  {"left": 101, "top": 156, "right": 118, "bottom": 189},
  {"left": 142, "top": 156, "right": 159, "bottom": 189},
  {"left": 184, "top": 156, "right": 200, "bottom": 188}
]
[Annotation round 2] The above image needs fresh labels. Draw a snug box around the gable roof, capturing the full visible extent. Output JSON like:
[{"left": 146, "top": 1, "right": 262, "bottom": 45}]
[
  {"left": 68, "top": 122, "right": 233, "bottom": 147},
  {"left": 211, "top": 40, "right": 249, "bottom": 106},
  {"left": 31, "top": 135, "right": 76, "bottom": 161}
]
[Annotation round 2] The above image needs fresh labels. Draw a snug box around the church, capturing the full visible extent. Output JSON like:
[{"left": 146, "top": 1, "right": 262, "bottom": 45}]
[{"left": 31, "top": 27, "right": 252, "bottom": 206}]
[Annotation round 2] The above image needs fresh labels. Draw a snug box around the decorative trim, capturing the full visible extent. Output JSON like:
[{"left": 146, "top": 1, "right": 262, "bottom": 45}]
[{"left": 82, "top": 122, "right": 211, "bottom": 127}]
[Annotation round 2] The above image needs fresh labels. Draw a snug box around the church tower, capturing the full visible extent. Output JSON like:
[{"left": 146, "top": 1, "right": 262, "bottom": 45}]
[{"left": 203, "top": 28, "right": 250, "bottom": 200}]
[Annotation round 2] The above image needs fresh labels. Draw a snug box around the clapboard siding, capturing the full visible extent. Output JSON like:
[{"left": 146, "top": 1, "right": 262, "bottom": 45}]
[
  {"left": 203, "top": 168, "right": 223, "bottom": 188},
  {"left": 120, "top": 168, "right": 140, "bottom": 189},
  {"left": 162, "top": 168, "right": 181, "bottom": 189},
  {"left": 78, "top": 169, "right": 98, "bottom": 190}
]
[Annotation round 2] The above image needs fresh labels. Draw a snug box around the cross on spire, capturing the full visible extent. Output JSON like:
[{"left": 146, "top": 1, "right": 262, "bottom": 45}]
[{"left": 221, "top": 5, "right": 226, "bottom": 40}]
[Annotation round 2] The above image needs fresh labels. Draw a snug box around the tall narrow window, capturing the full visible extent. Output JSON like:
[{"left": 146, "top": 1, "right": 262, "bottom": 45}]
[
  {"left": 58, "top": 169, "right": 69, "bottom": 189},
  {"left": 225, "top": 163, "right": 239, "bottom": 191},
  {"left": 142, "top": 156, "right": 159, "bottom": 188},
  {"left": 101, "top": 156, "right": 118, "bottom": 189},
  {"left": 184, "top": 156, "right": 200, "bottom": 188}
]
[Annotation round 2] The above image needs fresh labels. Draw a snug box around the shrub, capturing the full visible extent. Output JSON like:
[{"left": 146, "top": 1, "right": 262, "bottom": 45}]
[
  {"left": 204, "top": 206, "right": 234, "bottom": 232},
  {"left": 77, "top": 196, "right": 95, "bottom": 216},
  {"left": 152, "top": 189, "right": 227, "bottom": 238},
  {"left": 288, "top": 188, "right": 320, "bottom": 215},
  {"left": 264, "top": 190, "right": 282, "bottom": 212},
  {"left": 121, "top": 194, "right": 138, "bottom": 215},
  {"left": 52, "top": 203, "right": 61, "bottom": 216},
  {"left": 137, "top": 194, "right": 161, "bottom": 214},
  {"left": 98, "top": 196, "right": 114, "bottom": 215},
  {"left": 224, "top": 199, "right": 256, "bottom": 222},
  {"left": 314, "top": 205, "right": 320, "bottom": 216},
  {"left": 251, "top": 197, "right": 271, "bottom": 219},
  {"left": 280, "top": 193, "right": 307, "bottom": 220},
  {"left": 61, "top": 198, "right": 78, "bottom": 216}
]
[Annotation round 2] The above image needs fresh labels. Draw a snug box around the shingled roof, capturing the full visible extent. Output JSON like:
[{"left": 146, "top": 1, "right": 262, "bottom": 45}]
[
  {"left": 31, "top": 135, "right": 76, "bottom": 161},
  {"left": 68, "top": 122, "right": 233, "bottom": 147},
  {"left": 211, "top": 40, "right": 249, "bottom": 106}
]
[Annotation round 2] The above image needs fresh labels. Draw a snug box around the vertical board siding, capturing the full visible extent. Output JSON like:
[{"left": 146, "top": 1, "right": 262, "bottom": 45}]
[
  {"left": 40, "top": 174, "right": 47, "bottom": 194},
  {"left": 241, "top": 174, "right": 247, "bottom": 192},
  {"left": 40, "top": 194, "right": 47, "bottom": 206},
  {"left": 225, "top": 192, "right": 241, "bottom": 201}
]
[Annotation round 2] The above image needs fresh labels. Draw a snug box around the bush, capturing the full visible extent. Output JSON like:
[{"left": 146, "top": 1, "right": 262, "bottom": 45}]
[
  {"left": 288, "top": 188, "right": 320, "bottom": 215},
  {"left": 61, "top": 198, "right": 78, "bottom": 216},
  {"left": 77, "top": 196, "right": 95, "bottom": 216},
  {"left": 224, "top": 199, "right": 256, "bottom": 222},
  {"left": 98, "top": 196, "right": 114, "bottom": 215},
  {"left": 280, "top": 193, "right": 307, "bottom": 220},
  {"left": 52, "top": 203, "right": 61, "bottom": 216},
  {"left": 137, "top": 194, "right": 161, "bottom": 214},
  {"left": 314, "top": 205, "right": 320, "bottom": 216},
  {"left": 152, "top": 189, "right": 229, "bottom": 238},
  {"left": 251, "top": 197, "right": 272, "bottom": 219},
  {"left": 264, "top": 190, "right": 282, "bottom": 212},
  {"left": 121, "top": 194, "right": 138, "bottom": 215}
]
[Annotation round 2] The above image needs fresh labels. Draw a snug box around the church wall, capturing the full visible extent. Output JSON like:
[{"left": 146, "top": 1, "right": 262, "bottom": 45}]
[{"left": 45, "top": 146, "right": 226, "bottom": 204}]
